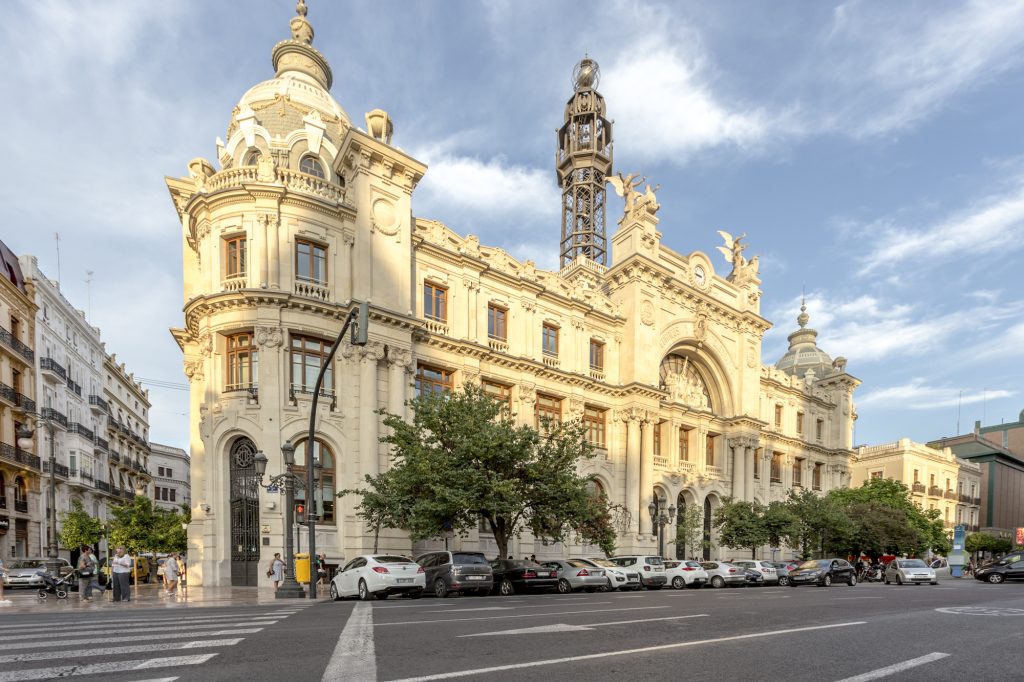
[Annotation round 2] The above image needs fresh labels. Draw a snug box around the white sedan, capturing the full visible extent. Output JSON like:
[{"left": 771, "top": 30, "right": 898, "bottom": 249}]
[
  {"left": 330, "top": 554, "right": 426, "bottom": 601},
  {"left": 884, "top": 558, "right": 938, "bottom": 586},
  {"left": 664, "top": 560, "right": 708, "bottom": 589}
]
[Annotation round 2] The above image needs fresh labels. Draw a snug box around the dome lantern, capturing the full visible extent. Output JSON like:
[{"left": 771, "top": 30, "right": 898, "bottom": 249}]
[
  {"left": 774, "top": 297, "right": 837, "bottom": 380},
  {"left": 271, "top": 0, "right": 334, "bottom": 89}
]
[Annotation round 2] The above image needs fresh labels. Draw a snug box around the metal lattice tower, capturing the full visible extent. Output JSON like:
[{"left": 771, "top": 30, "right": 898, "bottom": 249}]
[{"left": 556, "top": 57, "right": 613, "bottom": 268}]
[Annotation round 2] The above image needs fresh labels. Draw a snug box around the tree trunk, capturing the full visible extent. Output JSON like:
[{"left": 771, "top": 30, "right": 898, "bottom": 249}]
[{"left": 751, "top": 546, "right": 757, "bottom": 559}]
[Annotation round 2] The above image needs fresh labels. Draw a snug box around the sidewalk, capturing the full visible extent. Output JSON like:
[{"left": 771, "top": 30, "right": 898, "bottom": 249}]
[{"left": 0, "top": 582, "right": 331, "bottom": 614}]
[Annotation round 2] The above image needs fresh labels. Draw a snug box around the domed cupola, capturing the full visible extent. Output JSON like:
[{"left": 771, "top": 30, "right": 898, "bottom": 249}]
[
  {"left": 223, "top": 0, "right": 351, "bottom": 170},
  {"left": 775, "top": 299, "right": 836, "bottom": 381}
]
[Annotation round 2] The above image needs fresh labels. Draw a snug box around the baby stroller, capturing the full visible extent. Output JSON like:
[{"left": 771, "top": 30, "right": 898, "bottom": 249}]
[{"left": 35, "top": 569, "right": 77, "bottom": 600}]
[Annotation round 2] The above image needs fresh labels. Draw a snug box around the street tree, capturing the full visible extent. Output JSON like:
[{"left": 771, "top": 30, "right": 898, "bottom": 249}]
[
  {"left": 58, "top": 499, "right": 103, "bottom": 551},
  {"left": 782, "top": 489, "right": 845, "bottom": 560},
  {"left": 343, "top": 384, "right": 623, "bottom": 559},
  {"left": 670, "top": 503, "right": 704, "bottom": 560},
  {"left": 108, "top": 495, "right": 158, "bottom": 555},
  {"left": 712, "top": 498, "right": 768, "bottom": 558},
  {"left": 828, "top": 478, "right": 948, "bottom": 557}
]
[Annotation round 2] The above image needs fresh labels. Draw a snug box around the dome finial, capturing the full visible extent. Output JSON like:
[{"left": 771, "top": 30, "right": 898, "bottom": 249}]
[
  {"left": 290, "top": 0, "right": 314, "bottom": 44},
  {"left": 797, "top": 291, "right": 809, "bottom": 329}
]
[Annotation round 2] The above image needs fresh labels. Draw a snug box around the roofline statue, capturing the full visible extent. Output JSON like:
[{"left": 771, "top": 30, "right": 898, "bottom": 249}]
[
  {"left": 716, "top": 230, "right": 759, "bottom": 283},
  {"left": 608, "top": 172, "right": 660, "bottom": 219}
]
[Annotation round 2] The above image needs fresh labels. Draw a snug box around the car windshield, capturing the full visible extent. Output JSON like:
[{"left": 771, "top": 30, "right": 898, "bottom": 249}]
[
  {"left": 798, "top": 560, "right": 830, "bottom": 570},
  {"left": 566, "top": 560, "right": 592, "bottom": 568},
  {"left": 686, "top": 561, "right": 703, "bottom": 568},
  {"left": 10, "top": 560, "right": 46, "bottom": 569},
  {"left": 453, "top": 553, "right": 488, "bottom": 565},
  {"left": 373, "top": 555, "right": 412, "bottom": 564},
  {"left": 645, "top": 557, "right": 664, "bottom": 565},
  {"left": 588, "top": 558, "right": 616, "bottom": 568},
  {"left": 898, "top": 559, "right": 927, "bottom": 568}
]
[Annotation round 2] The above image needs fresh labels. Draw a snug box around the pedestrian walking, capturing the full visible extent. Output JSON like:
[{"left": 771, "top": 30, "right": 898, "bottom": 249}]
[
  {"left": 78, "top": 546, "right": 102, "bottom": 602},
  {"left": 316, "top": 553, "right": 328, "bottom": 587},
  {"left": 268, "top": 553, "right": 284, "bottom": 589},
  {"left": 164, "top": 552, "right": 180, "bottom": 596},
  {"left": 0, "top": 556, "right": 11, "bottom": 606},
  {"left": 110, "top": 546, "right": 133, "bottom": 602},
  {"left": 177, "top": 554, "right": 187, "bottom": 595}
]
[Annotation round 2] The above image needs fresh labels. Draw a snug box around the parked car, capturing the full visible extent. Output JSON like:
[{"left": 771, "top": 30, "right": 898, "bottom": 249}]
[
  {"left": 1, "top": 558, "right": 73, "bottom": 588},
  {"left": 884, "top": 558, "right": 938, "bottom": 585},
  {"left": 699, "top": 561, "right": 747, "bottom": 588},
  {"left": 489, "top": 559, "right": 558, "bottom": 595},
  {"left": 330, "top": 554, "right": 425, "bottom": 601},
  {"left": 974, "top": 554, "right": 1024, "bottom": 584},
  {"left": 663, "top": 560, "right": 708, "bottom": 589},
  {"left": 928, "top": 557, "right": 951, "bottom": 579},
  {"left": 770, "top": 561, "right": 799, "bottom": 586},
  {"left": 788, "top": 558, "right": 857, "bottom": 587},
  {"left": 743, "top": 567, "right": 765, "bottom": 585},
  {"left": 415, "top": 550, "right": 493, "bottom": 597},
  {"left": 581, "top": 557, "right": 641, "bottom": 591},
  {"left": 731, "top": 560, "right": 779, "bottom": 585},
  {"left": 542, "top": 559, "right": 607, "bottom": 593},
  {"left": 100, "top": 555, "right": 151, "bottom": 584},
  {"left": 608, "top": 555, "right": 667, "bottom": 589}
]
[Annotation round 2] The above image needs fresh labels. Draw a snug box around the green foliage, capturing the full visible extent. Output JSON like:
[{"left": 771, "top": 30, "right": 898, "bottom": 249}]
[
  {"left": 58, "top": 499, "right": 104, "bottom": 550},
  {"left": 108, "top": 495, "right": 189, "bottom": 554},
  {"left": 670, "top": 503, "right": 705, "bottom": 559},
  {"left": 783, "top": 489, "right": 845, "bottom": 560},
  {"left": 341, "top": 384, "right": 623, "bottom": 559},
  {"left": 712, "top": 499, "right": 769, "bottom": 558}
]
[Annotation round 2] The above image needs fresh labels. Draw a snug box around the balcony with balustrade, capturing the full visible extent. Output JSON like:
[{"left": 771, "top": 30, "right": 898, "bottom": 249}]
[
  {"left": 69, "top": 422, "right": 95, "bottom": 442},
  {"left": 42, "top": 460, "right": 70, "bottom": 478},
  {"left": 39, "top": 357, "right": 67, "bottom": 383},
  {"left": 1, "top": 441, "right": 41, "bottom": 470},
  {"left": 944, "top": 489, "right": 957, "bottom": 500},
  {"left": 66, "top": 377, "right": 82, "bottom": 397},
  {"left": 912, "top": 481, "right": 925, "bottom": 494},
  {"left": 928, "top": 485, "right": 943, "bottom": 498},
  {"left": 41, "top": 407, "right": 68, "bottom": 429},
  {"left": 88, "top": 394, "right": 108, "bottom": 414},
  {"left": 14, "top": 498, "right": 28, "bottom": 513},
  {"left": 0, "top": 327, "right": 34, "bottom": 363}
]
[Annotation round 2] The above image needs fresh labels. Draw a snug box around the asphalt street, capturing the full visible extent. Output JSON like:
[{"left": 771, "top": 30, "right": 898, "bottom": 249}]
[{"left": 1, "top": 579, "right": 1021, "bottom": 680}]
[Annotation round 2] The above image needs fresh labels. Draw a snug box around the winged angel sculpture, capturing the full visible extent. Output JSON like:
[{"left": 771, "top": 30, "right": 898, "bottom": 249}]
[
  {"left": 716, "top": 230, "right": 759, "bottom": 281},
  {"left": 608, "top": 172, "right": 660, "bottom": 218}
]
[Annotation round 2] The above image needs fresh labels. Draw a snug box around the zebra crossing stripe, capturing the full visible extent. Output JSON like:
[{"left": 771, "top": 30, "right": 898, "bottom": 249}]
[
  {"left": 0, "top": 653, "right": 218, "bottom": 681},
  {"left": 0, "top": 610, "right": 297, "bottom": 631},
  {"left": 0, "top": 638, "right": 244, "bottom": 664},
  {"left": 4, "top": 619, "right": 279, "bottom": 642},
  {"left": 2, "top": 627, "right": 265, "bottom": 651},
  {"left": 4, "top": 615, "right": 282, "bottom": 635}
]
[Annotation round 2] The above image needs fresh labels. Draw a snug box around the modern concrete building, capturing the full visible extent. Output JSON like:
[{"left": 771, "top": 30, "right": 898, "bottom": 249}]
[
  {"left": 150, "top": 442, "right": 190, "bottom": 512},
  {"left": 0, "top": 240, "right": 41, "bottom": 561},
  {"left": 852, "top": 438, "right": 981, "bottom": 531},
  {"left": 168, "top": 3, "right": 861, "bottom": 587}
]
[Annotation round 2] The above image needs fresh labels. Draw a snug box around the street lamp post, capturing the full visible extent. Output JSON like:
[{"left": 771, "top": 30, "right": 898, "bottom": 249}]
[
  {"left": 648, "top": 496, "right": 676, "bottom": 559},
  {"left": 17, "top": 420, "right": 61, "bottom": 578},
  {"left": 254, "top": 441, "right": 305, "bottom": 599}
]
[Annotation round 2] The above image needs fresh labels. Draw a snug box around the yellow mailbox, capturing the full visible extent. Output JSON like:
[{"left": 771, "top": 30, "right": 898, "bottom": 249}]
[{"left": 294, "top": 553, "right": 310, "bottom": 583}]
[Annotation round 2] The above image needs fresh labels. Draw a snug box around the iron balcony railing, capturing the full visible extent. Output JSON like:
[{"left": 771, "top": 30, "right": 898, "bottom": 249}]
[
  {"left": 912, "top": 481, "right": 926, "bottom": 493},
  {"left": 0, "top": 327, "right": 34, "bottom": 362},
  {"left": 41, "top": 407, "right": 68, "bottom": 428},
  {"left": 0, "top": 495, "right": 5, "bottom": 509},
  {"left": 40, "top": 357, "right": 67, "bottom": 381},
  {"left": 66, "top": 377, "right": 82, "bottom": 397},
  {"left": 94, "top": 436, "right": 109, "bottom": 452},
  {"left": 109, "top": 451, "right": 121, "bottom": 463},
  {"left": 928, "top": 485, "right": 943, "bottom": 497},
  {"left": 70, "top": 423, "right": 95, "bottom": 441},
  {"left": 14, "top": 499, "right": 28, "bottom": 513},
  {"left": 0, "top": 442, "right": 41, "bottom": 470},
  {"left": 96, "top": 480, "right": 110, "bottom": 493},
  {"left": 0, "top": 383, "right": 15, "bottom": 404},
  {"left": 42, "top": 461, "right": 70, "bottom": 477},
  {"left": 88, "top": 394, "right": 109, "bottom": 412}
]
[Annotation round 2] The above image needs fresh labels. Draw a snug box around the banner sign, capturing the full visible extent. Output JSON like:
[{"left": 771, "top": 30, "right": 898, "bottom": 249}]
[{"left": 1016, "top": 527, "right": 1024, "bottom": 547}]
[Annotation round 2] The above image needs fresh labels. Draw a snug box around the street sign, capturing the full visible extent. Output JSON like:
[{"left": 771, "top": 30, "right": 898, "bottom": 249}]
[{"left": 267, "top": 485, "right": 279, "bottom": 493}]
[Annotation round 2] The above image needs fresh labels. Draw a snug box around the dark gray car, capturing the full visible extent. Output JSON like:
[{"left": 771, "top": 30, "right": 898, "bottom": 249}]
[{"left": 415, "top": 551, "right": 493, "bottom": 597}]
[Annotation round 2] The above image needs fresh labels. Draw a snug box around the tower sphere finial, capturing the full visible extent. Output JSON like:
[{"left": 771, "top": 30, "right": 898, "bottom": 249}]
[{"left": 573, "top": 57, "right": 600, "bottom": 91}]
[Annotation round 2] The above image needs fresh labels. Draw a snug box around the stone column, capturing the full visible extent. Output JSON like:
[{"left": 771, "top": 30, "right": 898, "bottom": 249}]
[
  {"left": 747, "top": 443, "right": 758, "bottom": 501},
  {"left": 340, "top": 234, "right": 354, "bottom": 304},
  {"left": 640, "top": 415, "right": 654, "bottom": 536},
  {"left": 621, "top": 411, "right": 641, "bottom": 535},
  {"left": 464, "top": 279, "right": 478, "bottom": 341},
  {"left": 669, "top": 422, "right": 680, "bottom": 469},
  {"left": 255, "top": 214, "right": 268, "bottom": 288},
  {"left": 730, "top": 438, "right": 746, "bottom": 500},
  {"left": 267, "top": 215, "right": 280, "bottom": 289},
  {"left": 358, "top": 343, "right": 385, "bottom": 478},
  {"left": 387, "top": 348, "right": 412, "bottom": 424}
]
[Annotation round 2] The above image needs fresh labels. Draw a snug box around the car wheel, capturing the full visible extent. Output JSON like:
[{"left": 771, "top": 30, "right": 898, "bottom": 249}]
[
  {"left": 409, "top": 589, "right": 423, "bottom": 599},
  {"left": 711, "top": 576, "right": 725, "bottom": 588},
  {"left": 778, "top": 576, "right": 789, "bottom": 586},
  {"left": 601, "top": 578, "right": 613, "bottom": 592},
  {"left": 672, "top": 576, "right": 685, "bottom": 589},
  {"left": 821, "top": 575, "right": 832, "bottom": 587},
  {"left": 848, "top": 575, "right": 857, "bottom": 587},
  {"left": 434, "top": 579, "right": 449, "bottom": 598},
  {"left": 988, "top": 573, "right": 1005, "bottom": 584},
  {"left": 884, "top": 577, "right": 890, "bottom": 584},
  {"left": 930, "top": 581, "right": 938, "bottom": 586},
  {"left": 499, "top": 579, "right": 515, "bottom": 596},
  {"left": 330, "top": 583, "right": 341, "bottom": 602},
  {"left": 896, "top": 575, "right": 903, "bottom": 586},
  {"left": 358, "top": 579, "right": 373, "bottom": 601},
  {"left": 557, "top": 578, "right": 572, "bottom": 594}
]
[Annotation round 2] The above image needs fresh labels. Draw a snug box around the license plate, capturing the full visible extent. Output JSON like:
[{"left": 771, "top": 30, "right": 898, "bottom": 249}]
[
  {"left": 396, "top": 578, "right": 414, "bottom": 584},
  {"left": 466, "top": 575, "right": 486, "bottom": 580}
]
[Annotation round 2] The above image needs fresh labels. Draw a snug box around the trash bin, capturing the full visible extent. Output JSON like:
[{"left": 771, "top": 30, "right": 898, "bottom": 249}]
[{"left": 294, "top": 553, "right": 310, "bottom": 583}]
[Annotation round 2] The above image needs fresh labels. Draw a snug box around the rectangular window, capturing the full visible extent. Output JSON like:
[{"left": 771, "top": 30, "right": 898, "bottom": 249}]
[
  {"left": 753, "top": 448, "right": 761, "bottom": 479},
  {"left": 680, "top": 428, "right": 690, "bottom": 462},
  {"left": 295, "top": 240, "right": 327, "bottom": 283},
  {"left": 706, "top": 434, "right": 716, "bottom": 468},
  {"left": 812, "top": 462, "right": 823, "bottom": 490},
  {"left": 481, "top": 379, "right": 511, "bottom": 411},
  {"left": 770, "top": 452, "right": 782, "bottom": 483},
  {"left": 796, "top": 412, "right": 804, "bottom": 435},
  {"left": 793, "top": 458, "right": 803, "bottom": 486},
  {"left": 415, "top": 364, "right": 453, "bottom": 396},
  {"left": 870, "top": 471, "right": 883, "bottom": 479},
  {"left": 423, "top": 282, "right": 447, "bottom": 322},
  {"left": 589, "top": 339, "right": 604, "bottom": 371},
  {"left": 929, "top": 473, "right": 935, "bottom": 487},
  {"left": 170, "top": 489, "right": 176, "bottom": 502},
  {"left": 69, "top": 453, "right": 77, "bottom": 476},
  {"left": 290, "top": 335, "right": 333, "bottom": 394},
  {"left": 815, "top": 418, "right": 824, "bottom": 442},
  {"left": 224, "top": 236, "right": 246, "bottom": 278},
  {"left": 583, "top": 406, "right": 606, "bottom": 448},
  {"left": 487, "top": 304, "right": 507, "bottom": 341},
  {"left": 913, "top": 469, "right": 919, "bottom": 483},
  {"left": 535, "top": 393, "right": 561, "bottom": 429},
  {"left": 653, "top": 422, "right": 662, "bottom": 456},
  {"left": 226, "top": 332, "right": 259, "bottom": 390},
  {"left": 774, "top": 404, "right": 783, "bottom": 428},
  {"left": 542, "top": 324, "right": 559, "bottom": 356},
  {"left": 166, "top": 468, "right": 173, "bottom": 478},
  {"left": 158, "top": 467, "right": 165, "bottom": 477}
]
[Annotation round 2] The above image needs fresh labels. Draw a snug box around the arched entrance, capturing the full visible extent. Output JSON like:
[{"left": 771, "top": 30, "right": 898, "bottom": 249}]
[{"left": 229, "top": 437, "right": 261, "bottom": 586}]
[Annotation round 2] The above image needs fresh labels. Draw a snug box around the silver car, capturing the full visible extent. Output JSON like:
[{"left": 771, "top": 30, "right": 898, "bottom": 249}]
[
  {"left": 700, "top": 561, "right": 747, "bottom": 588},
  {"left": 2, "top": 558, "right": 73, "bottom": 588},
  {"left": 543, "top": 559, "right": 607, "bottom": 593},
  {"left": 884, "top": 558, "right": 938, "bottom": 585}
]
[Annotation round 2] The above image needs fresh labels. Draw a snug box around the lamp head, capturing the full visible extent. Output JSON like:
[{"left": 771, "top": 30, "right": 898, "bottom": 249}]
[
  {"left": 648, "top": 501, "right": 656, "bottom": 518},
  {"left": 16, "top": 424, "right": 34, "bottom": 449},
  {"left": 281, "top": 440, "right": 295, "bottom": 467},
  {"left": 669, "top": 505, "right": 677, "bottom": 517},
  {"left": 253, "top": 450, "right": 268, "bottom": 477}
]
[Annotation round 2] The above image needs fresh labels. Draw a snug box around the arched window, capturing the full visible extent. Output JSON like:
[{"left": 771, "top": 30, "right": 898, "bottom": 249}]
[
  {"left": 244, "top": 149, "right": 261, "bottom": 166},
  {"left": 293, "top": 438, "right": 335, "bottom": 525},
  {"left": 299, "top": 155, "right": 325, "bottom": 179}
]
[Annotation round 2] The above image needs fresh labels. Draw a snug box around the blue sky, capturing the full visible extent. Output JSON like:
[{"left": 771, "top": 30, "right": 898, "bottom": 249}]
[{"left": 1, "top": 0, "right": 1022, "bottom": 450}]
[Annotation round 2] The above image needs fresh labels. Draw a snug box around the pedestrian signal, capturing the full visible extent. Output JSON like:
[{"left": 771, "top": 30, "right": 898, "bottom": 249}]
[{"left": 295, "top": 503, "right": 306, "bottom": 524}]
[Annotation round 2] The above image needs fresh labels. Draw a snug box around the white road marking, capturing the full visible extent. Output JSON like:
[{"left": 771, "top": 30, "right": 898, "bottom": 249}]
[
  {"left": 378, "top": 605, "right": 671, "bottom": 626},
  {"left": 0, "top": 654, "right": 218, "bottom": 681},
  {"left": 0, "top": 611, "right": 292, "bottom": 631},
  {"left": 388, "top": 621, "right": 867, "bottom": 681},
  {"left": 133, "top": 678, "right": 179, "bottom": 682},
  {"left": 423, "top": 601, "right": 611, "bottom": 614},
  {"left": 460, "top": 613, "right": 710, "bottom": 637},
  {"left": 833, "top": 597, "right": 883, "bottom": 600},
  {"left": 0, "top": 638, "right": 243, "bottom": 664},
  {"left": 833, "top": 652, "right": 950, "bottom": 681},
  {"left": 322, "top": 601, "right": 375, "bottom": 682},
  {"left": 2, "top": 628, "right": 265, "bottom": 651},
  {"left": 4, "top": 619, "right": 278, "bottom": 641}
]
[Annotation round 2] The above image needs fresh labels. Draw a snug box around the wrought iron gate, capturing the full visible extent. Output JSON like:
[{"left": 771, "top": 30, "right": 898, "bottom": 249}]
[{"left": 230, "top": 438, "right": 261, "bottom": 586}]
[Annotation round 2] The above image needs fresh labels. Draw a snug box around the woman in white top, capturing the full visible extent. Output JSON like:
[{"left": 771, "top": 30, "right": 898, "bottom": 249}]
[{"left": 0, "top": 556, "right": 10, "bottom": 605}]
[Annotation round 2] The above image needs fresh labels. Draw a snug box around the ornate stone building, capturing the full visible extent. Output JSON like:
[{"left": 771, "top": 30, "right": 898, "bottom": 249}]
[
  {"left": 150, "top": 442, "right": 191, "bottom": 512},
  {"left": 168, "top": 4, "right": 860, "bottom": 586}
]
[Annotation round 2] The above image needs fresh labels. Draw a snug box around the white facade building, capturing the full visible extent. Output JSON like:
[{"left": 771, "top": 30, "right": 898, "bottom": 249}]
[{"left": 150, "top": 442, "right": 190, "bottom": 512}]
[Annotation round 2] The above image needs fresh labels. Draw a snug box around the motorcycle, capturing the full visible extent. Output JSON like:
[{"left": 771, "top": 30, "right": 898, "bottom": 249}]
[{"left": 862, "top": 565, "right": 884, "bottom": 583}]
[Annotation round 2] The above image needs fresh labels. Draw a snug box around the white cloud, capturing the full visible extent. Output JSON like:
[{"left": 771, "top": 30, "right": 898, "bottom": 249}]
[
  {"left": 858, "top": 379, "right": 1013, "bottom": 410},
  {"left": 858, "top": 180, "right": 1024, "bottom": 273}
]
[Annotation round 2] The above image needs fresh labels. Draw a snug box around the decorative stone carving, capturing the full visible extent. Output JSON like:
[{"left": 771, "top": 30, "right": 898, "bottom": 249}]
[
  {"left": 716, "top": 230, "right": 760, "bottom": 282},
  {"left": 371, "top": 197, "right": 399, "bottom": 236},
  {"left": 184, "top": 359, "right": 205, "bottom": 383},
  {"left": 387, "top": 347, "right": 413, "bottom": 369},
  {"left": 568, "top": 396, "right": 585, "bottom": 418},
  {"left": 462, "top": 369, "right": 480, "bottom": 386},
  {"left": 360, "top": 342, "right": 386, "bottom": 363},
  {"left": 255, "top": 326, "right": 284, "bottom": 348},
  {"left": 640, "top": 299, "right": 655, "bottom": 326},
  {"left": 518, "top": 383, "right": 536, "bottom": 407},
  {"left": 609, "top": 172, "right": 660, "bottom": 218},
  {"left": 197, "top": 332, "right": 213, "bottom": 358},
  {"left": 256, "top": 154, "right": 277, "bottom": 183},
  {"left": 694, "top": 313, "right": 707, "bottom": 343}
]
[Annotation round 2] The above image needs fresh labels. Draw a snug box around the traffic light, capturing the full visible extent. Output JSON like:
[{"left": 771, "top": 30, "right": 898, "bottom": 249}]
[
  {"left": 352, "top": 300, "right": 369, "bottom": 346},
  {"left": 295, "top": 502, "right": 306, "bottom": 524}
]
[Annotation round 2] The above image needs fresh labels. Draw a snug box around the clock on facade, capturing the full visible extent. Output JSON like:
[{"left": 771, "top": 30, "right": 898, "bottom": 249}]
[{"left": 693, "top": 265, "right": 707, "bottom": 288}]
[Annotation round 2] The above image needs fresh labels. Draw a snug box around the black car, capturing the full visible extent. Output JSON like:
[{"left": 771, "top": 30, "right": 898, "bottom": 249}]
[
  {"left": 743, "top": 567, "right": 765, "bottom": 586},
  {"left": 974, "top": 552, "right": 1024, "bottom": 584},
  {"left": 415, "top": 551, "right": 493, "bottom": 597},
  {"left": 787, "top": 558, "right": 857, "bottom": 587},
  {"left": 489, "top": 560, "right": 558, "bottom": 596}
]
